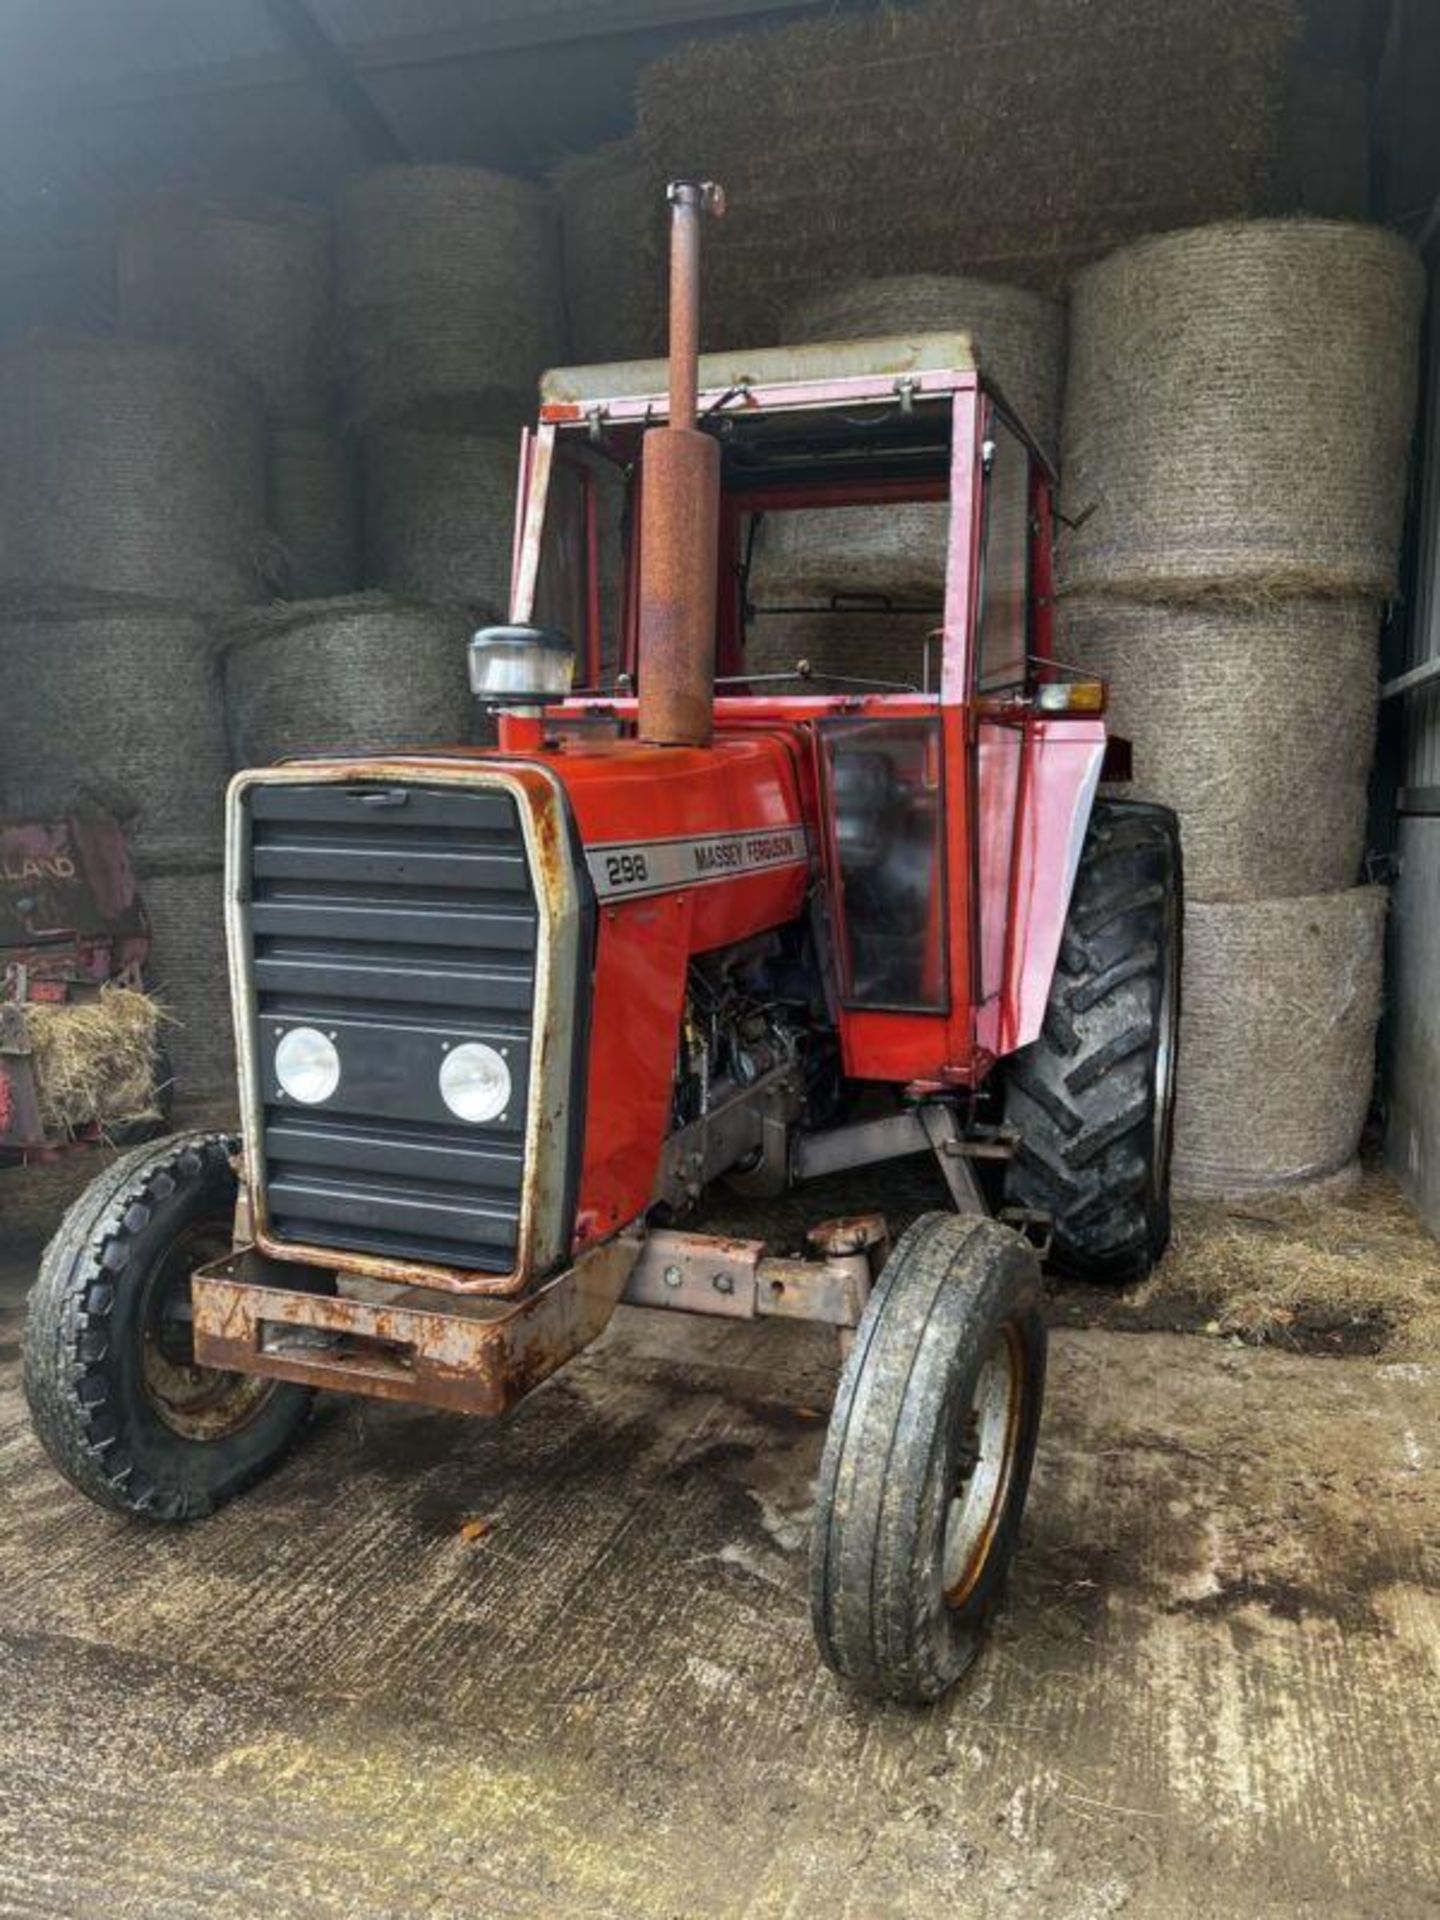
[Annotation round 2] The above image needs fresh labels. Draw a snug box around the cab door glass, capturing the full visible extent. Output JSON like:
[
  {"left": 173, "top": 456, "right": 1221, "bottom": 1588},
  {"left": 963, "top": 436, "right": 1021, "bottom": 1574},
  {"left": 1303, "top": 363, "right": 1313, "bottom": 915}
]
[
  {"left": 975, "top": 420, "right": 1031, "bottom": 693},
  {"left": 821, "top": 718, "right": 947, "bottom": 1012}
]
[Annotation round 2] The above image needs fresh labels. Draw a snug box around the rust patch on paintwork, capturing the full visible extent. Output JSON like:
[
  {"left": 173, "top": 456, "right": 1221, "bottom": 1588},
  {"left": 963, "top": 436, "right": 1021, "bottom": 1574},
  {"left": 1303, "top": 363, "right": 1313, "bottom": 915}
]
[{"left": 191, "top": 1235, "right": 642, "bottom": 1417}]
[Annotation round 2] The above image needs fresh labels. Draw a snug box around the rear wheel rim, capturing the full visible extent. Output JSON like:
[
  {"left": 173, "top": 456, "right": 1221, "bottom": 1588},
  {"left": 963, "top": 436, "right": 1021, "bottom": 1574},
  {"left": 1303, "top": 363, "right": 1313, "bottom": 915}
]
[
  {"left": 138, "top": 1221, "right": 277, "bottom": 1441},
  {"left": 1151, "top": 888, "right": 1180, "bottom": 1192},
  {"left": 942, "top": 1322, "right": 1025, "bottom": 1608}
]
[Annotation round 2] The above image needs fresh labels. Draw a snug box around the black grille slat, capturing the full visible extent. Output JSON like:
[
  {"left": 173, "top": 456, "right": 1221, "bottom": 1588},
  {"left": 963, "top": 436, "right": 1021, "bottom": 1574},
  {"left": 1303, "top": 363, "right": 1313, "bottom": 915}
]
[
  {"left": 252, "top": 841, "right": 531, "bottom": 893},
  {"left": 252, "top": 950, "right": 534, "bottom": 1015},
  {"left": 267, "top": 1174, "right": 520, "bottom": 1248},
  {"left": 250, "top": 897, "right": 537, "bottom": 952},
  {"left": 251, "top": 784, "right": 518, "bottom": 834},
  {"left": 244, "top": 782, "right": 537, "bottom": 1273},
  {"left": 265, "top": 1116, "right": 523, "bottom": 1189}
]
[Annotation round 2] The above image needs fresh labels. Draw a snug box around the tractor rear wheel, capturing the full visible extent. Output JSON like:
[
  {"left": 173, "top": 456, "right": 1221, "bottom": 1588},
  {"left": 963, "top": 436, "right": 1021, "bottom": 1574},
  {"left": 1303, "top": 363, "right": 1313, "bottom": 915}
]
[
  {"left": 23, "top": 1132, "right": 322, "bottom": 1521},
  {"left": 810, "top": 1212, "right": 1046, "bottom": 1703},
  {"left": 1003, "top": 798, "right": 1182, "bottom": 1284}
]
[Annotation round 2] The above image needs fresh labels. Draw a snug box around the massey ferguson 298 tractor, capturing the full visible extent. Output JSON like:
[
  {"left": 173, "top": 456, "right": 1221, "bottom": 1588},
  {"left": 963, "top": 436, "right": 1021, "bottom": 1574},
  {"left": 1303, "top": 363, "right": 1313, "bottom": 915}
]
[{"left": 25, "top": 184, "right": 1180, "bottom": 1704}]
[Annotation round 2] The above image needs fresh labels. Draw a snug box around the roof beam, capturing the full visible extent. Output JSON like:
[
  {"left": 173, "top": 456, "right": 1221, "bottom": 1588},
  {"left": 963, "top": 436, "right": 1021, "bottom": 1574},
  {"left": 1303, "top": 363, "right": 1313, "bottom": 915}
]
[
  {"left": 0, "top": 1, "right": 844, "bottom": 109},
  {"left": 257, "top": 0, "right": 407, "bottom": 162}
]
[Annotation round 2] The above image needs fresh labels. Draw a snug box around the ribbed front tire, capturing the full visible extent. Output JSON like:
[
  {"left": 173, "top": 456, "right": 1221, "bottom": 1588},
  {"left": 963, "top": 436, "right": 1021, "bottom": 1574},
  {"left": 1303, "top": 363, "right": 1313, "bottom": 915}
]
[
  {"left": 23, "top": 1132, "right": 320, "bottom": 1521},
  {"left": 810, "top": 1213, "right": 1047, "bottom": 1704}
]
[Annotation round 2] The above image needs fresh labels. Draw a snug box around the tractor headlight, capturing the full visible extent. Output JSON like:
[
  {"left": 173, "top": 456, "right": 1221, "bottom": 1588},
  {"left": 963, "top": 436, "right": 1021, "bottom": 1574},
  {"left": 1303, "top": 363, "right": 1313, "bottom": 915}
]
[
  {"left": 275, "top": 1026, "right": 341, "bottom": 1105},
  {"left": 468, "top": 625, "right": 575, "bottom": 705},
  {"left": 439, "top": 1041, "right": 511, "bottom": 1124}
]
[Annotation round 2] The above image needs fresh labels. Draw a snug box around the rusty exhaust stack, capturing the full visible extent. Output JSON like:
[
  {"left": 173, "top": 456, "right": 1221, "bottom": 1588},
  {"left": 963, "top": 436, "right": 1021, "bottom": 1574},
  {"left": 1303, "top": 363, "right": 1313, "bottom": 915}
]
[{"left": 637, "top": 178, "right": 725, "bottom": 747}]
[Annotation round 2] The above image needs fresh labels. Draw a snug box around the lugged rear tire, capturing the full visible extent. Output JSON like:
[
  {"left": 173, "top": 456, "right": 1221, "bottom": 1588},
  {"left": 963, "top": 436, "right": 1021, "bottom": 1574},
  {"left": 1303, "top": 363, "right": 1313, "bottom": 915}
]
[
  {"left": 23, "top": 1131, "right": 321, "bottom": 1521},
  {"left": 1003, "top": 798, "right": 1181, "bottom": 1285}
]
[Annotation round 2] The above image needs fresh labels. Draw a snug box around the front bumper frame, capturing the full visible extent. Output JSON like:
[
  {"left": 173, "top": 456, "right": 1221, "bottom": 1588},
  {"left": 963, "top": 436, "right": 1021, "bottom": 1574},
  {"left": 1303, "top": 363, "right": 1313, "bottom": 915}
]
[{"left": 191, "top": 1218, "right": 884, "bottom": 1417}]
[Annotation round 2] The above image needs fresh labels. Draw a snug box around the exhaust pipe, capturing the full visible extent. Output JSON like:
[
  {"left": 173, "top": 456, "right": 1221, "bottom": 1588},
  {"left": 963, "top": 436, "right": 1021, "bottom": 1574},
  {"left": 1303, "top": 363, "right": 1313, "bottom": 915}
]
[{"left": 637, "top": 179, "right": 725, "bottom": 747}]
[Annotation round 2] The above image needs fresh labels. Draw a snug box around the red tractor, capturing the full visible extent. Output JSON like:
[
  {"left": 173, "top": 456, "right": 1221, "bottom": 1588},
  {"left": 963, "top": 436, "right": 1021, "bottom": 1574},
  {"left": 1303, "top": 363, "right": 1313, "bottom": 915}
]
[{"left": 24, "top": 185, "right": 1180, "bottom": 1703}]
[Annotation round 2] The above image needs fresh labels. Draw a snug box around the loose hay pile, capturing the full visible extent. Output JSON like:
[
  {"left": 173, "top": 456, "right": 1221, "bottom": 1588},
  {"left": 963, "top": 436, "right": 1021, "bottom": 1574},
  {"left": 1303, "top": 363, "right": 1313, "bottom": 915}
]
[
  {"left": 336, "top": 166, "right": 565, "bottom": 430},
  {"left": 1162, "top": 1167, "right": 1440, "bottom": 1359},
  {"left": 268, "top": 427, "right": 361, "bottom": 598},
  {"left": 21, "top": 987, "right": 163, "bottom": 1138},
  {"left": 117, "top": 191, "right": 333, "bottom": 424},
  {"left": 0, "top": 339, "right": 267, "bottom": 606},
  {"left": 1173, "top": 888, "right": 1386, "bottom": 1199},
  {"left": 636, "top": 0, "right": 1301, "bottom": 346},
  {"left": 0, "top": 599, "right": 231, "bottom": 864},
  {"left": 363, "top": 429, "right": 515, "bottom": 614},
  {"left": 553, "top": 141, "right": 665, "bottom": 363},
  {"left": 1060, "top": 597, "right": 1379, "bottom": 900},
  {"left": 783, "top": 275, "right": 1066, "bottom": 457},
  {"left": 220, "top": 594, "right": 472, "bottom": 764},
  {"left": 1060, "top": 220, "right": 1425, "bottom": 599}
]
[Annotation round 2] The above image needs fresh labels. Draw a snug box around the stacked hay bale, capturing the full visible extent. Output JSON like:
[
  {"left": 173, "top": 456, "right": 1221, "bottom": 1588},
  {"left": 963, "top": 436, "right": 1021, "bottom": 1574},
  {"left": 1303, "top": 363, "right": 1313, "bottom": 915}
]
[
  {"left": 338, "top": 165, "right": 564, "bottom": 434},
  {"left": 636, "top": 0, "right": 1301, "bottom": 346},
  {"left": 1058, "top": 219, "right": 1425, "bottom": 1197},
  {"left": 363, "top": 428, "right": 516, "bottom": 618},
  {"left": 219, "top": 596, "right": 472, "bottom": 765},
  {"left": 118, "top": 191, "right": 360, "bottom": 601},
  {"left": 746, "top": 275, "right": 1064, "bottom": 685},
  {"left": 552, "top": 140, "right": 666, "bottom": 364},
  {"left": 0, "top": 336, "right": 270, "bottom": 1112},
  {"left": 341, "top": 165, "right": 565, "bottom": 636}
]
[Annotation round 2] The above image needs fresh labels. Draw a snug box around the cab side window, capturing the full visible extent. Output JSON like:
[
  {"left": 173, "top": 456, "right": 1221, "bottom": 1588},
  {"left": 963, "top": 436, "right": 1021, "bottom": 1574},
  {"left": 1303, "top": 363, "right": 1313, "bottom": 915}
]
[{"left": 975, "top": 419, "right": 1031, "bottom": 693}]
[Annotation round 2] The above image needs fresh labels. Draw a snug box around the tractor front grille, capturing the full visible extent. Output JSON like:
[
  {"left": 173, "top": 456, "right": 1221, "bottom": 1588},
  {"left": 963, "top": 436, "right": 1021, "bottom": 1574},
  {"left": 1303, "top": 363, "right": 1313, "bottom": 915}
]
[{"left": 238, "top": 781, "right": 542, "bottom": 1274}]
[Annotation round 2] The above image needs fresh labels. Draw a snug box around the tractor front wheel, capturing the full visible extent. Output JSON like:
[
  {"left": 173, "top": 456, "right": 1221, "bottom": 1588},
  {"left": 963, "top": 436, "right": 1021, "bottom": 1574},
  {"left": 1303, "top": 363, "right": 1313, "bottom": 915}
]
[
  {"left": 1003, "top": 798, "right": 1182, "bottom": 1285},
  {"left": 23, "top": 1132, "right": 322, "bottom": 1521},
  {"left": 810, "top": 1212, "right": 1047, "bottom": 1703}
]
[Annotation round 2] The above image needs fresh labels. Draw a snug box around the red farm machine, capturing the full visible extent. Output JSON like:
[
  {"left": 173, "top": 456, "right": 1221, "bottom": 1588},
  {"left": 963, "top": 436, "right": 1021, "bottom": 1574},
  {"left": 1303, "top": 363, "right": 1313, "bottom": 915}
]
[
  {"left": 2, "top": 808, "right": 165, "bottom": 1163},
  {"left": 24, "top": 185, "right": 1180, "bottom": 1703}
]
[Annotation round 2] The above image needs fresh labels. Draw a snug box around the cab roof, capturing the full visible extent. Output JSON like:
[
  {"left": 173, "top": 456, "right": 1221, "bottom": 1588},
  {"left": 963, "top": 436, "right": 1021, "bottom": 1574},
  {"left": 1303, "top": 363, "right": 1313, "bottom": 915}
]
[{"left": 538, "top": 330, "right": 982, "bottom": 424}]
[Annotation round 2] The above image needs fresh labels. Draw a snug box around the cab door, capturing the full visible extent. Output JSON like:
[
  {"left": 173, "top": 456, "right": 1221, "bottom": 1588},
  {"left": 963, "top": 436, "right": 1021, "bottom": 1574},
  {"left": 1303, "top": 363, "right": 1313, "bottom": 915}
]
[{"left": 973, "top": 413, "right": 1034, "bottom": 1058}]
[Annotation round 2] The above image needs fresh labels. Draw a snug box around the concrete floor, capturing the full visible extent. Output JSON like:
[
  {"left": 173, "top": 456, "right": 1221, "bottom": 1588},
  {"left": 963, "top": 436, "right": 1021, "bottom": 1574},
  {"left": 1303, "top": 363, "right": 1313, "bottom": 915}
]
[{"left": 0, "top": 1222, "right": 1436, "bottom": 1920}]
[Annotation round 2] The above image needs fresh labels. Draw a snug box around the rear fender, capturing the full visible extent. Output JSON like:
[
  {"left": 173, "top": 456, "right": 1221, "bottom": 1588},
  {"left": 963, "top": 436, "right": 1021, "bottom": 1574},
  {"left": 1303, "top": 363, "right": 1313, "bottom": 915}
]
[{"left": 989, "top": 717, "right": 1105, "bottom": 1058}]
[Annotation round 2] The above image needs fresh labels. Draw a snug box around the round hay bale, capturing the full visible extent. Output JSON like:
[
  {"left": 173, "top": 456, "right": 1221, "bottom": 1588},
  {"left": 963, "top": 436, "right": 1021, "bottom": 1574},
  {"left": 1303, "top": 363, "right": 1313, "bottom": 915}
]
[
  {"left": 117, "top": 191, "right": 332, "bottom": 424},
  {"left": 137, "top": 858, "right": 235, "bottom": 1108},
  {"left": 782, "top": 275, "right": 1066, "bottom": 457},
  {"left": 745, "top": 609, "right": 937, "bottom": 687},
  {"left": 1060, "top": 595, "right": 1379, "bottom": 901},
  {"left": 761, "top": 269, "right": 1064, "bottom": 605},
  {"left": 1173, "top": 887, "right": 1386, "bottom": 1198},
  {"left": 1061, "top": 220, "right": 1425, "bottom": 600},
  {"left": 220, "top": 594, "right": 472, "bottom": 765},
  {"left": 0, "top": 338, "right": 266, "bottom": 606},
  {"left": 268, "top": 426, "right": 361, "bottom": 598},
  {"left": 0, "top": 602, "right": 231, "bottom": 865},
  {"left": 363, "top": 429, "right": 514, "bottom": 614},
  {"left": 750, "top": 505, "right": 948, "bottom": 607},
  {"left": 553, "top": 140, "right": 666, "bottom": 363},
  {"left": 336, "top": 166, "right": 565, "bottom": 430}
]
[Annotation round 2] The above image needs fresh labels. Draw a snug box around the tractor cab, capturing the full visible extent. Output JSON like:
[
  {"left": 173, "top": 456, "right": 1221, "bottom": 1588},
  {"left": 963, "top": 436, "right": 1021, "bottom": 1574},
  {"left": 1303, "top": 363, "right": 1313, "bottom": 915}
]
[{"left": 494, "top": 329, "right": 1109, "bottom": 1087}]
